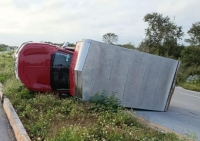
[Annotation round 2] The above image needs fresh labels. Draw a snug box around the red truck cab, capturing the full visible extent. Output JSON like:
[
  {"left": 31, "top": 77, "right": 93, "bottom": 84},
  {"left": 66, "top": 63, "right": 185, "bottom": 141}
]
[{"left": 15, "top": 42, "right": 76, "bottom": 96}]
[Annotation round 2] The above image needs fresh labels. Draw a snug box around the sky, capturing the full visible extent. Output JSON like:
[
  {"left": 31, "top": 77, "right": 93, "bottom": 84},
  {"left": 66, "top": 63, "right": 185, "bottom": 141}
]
[{"left": 0, "top": 0, "right": 200, "bottom": 47}]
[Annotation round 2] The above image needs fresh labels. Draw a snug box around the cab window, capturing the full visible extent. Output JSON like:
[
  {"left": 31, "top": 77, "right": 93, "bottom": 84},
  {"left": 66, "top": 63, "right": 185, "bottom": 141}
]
[{"left": 51, "top": 51, "right": 72, "bottom": 90}]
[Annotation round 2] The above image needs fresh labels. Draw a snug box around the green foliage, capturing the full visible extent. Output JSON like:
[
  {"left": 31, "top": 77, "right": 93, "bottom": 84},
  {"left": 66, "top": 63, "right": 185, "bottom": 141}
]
[
  {"left": 17, "top": 86, "right": 35, "bottom": 99},
  {"left": 68, "top": 43, "right": 76, "bottom": 47},
  {"left": 181, "top": 46, "right": 200, "bottom": 67},
  {"left": 51, "top": 109, "right": 182, "bottom": 141},
  {"left": 0, "top": 53, "right": 15, "bottom": 83},
  {"left": 143, "top": 12, "right": 184, "bottom": 57},
  {"left": 89, "top": 91, "right": 122, "bottom": 112},
  {"left": 118, "top": 42, "right": 135, "bottom": 49},
  {"left": 176, "top": 46, "right": 200, "bottom": 90},
  {"left": 5, "top": 86, "right": 85, "bottom": 140},
  {"left": 0, "top": 47, "right": 7, "bottom": 52},
  {"left": 102, "top": 33, "right": 118, "bottom": 44},
  {"left": 52, "top": 127, "right": 84, "bottom": 141},
  {"left": 185, "top": 21, "right": 200, "bottom": 46},
  {"left": 0, "top": 44, "right": 16, "bottom": 52},
  {"left": 177, "top": 64, "right": 200, "bottom": 92},
  {"left": 187, "top": 76, "right": 200, "bottom": 85},
  {"left": 168, "top": 45, "right": 185, "bottom": 59},
  {"left": 184, "top": 130, "right": 198, "bottom": 140},
  {"left": 0, "top": 73, "right": 9, "bottom": 83},
  {"left": 176, "top": 46, "right": 199, "bottom": 89},
  {"left": 180, "top": 83, "right": 200, "bottom": 92},
  {"left": 0, "top": 44, "right": 8, "bottom": 51}
]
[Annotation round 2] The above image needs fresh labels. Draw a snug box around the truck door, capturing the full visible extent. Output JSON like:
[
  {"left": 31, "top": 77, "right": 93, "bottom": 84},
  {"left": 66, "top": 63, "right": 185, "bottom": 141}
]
[{"left": 50, "top": 51, "right": 73, "bottom": 90}]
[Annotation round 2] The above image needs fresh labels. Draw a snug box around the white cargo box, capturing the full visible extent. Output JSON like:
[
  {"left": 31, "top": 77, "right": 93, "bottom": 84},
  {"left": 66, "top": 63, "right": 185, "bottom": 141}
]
[{"left": 74, "top": 39, "right": 179, "bottom": 111}]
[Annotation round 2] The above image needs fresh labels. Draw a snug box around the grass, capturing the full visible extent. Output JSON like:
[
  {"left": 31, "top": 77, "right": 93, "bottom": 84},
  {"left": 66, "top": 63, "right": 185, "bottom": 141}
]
[
  {"left": 177, "top": 65, "right": 200, "bottom": 92},
  {"left": 0, "top": 52, "right": 188, "bottom": 141},
  {"left": 179, "top": 83, "right": 200, "bottom": 92},
  {"left": 0, "top": 52, "right": 14, "bottom": 83},
  {"left": 0, "top": 47, "right": 7, "bottom": 52}
]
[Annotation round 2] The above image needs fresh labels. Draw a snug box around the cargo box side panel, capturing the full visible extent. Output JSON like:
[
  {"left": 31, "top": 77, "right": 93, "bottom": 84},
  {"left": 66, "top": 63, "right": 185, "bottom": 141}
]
[
  {"left": 164, "top": 62, "right": 180, "bottom": 111},
  {"left": 121, "top": 51, "right": 146, "bottom": 108},
  {"left": 74, "top": 70, "right": 82, "bottom": 98},
  {"left": 152, "top": 59, "right": 178, "bottom": 111},
  {"left": 80, "top": 42, "right": 96, "bottom": 101},
  {"left": 81, "top": 40, "right": 179, "bottom": 111},
  {"left": 74, "top": 40, "right": 91, "bottom": 99},
  {"left": 137, "top": 55, "right": 163, "bottom": 110},
  {"left": 123, "top": 52, "right": 157, "bottom": 109},
  {"left": 123, "top": 52, "right": 178, "bottom": 111},
  {"left": 82, "top": 41, "right": 131, "bottom": 101}
]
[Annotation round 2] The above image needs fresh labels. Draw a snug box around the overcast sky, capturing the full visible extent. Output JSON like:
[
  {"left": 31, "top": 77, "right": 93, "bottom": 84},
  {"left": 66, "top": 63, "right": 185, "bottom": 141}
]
[{"left": 0, "top": 0, "right": 200, "bottom": 47}]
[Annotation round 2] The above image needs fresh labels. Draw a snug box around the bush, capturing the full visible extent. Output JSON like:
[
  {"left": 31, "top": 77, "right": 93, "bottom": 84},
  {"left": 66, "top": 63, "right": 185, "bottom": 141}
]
[
  {"left": 89, "top": 91, "right": 122, "bottom": 112},
  {"left": 180, "top": 83, "right": 200, "bottom": 92},
  {"left": 0, "top": 73, "right": 9, "bottom": 83},
  {"left": 181, "top": 46, "right": 200, "bottom": 67}
]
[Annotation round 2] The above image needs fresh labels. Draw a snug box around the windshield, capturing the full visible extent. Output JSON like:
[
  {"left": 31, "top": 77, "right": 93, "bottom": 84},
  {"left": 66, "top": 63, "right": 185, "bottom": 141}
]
[
  {"left": 51, "top": 51, "right": 73, "bottom": 90},
  {"left": 53, "top": 52, "right": 72, "bottom": 68}
]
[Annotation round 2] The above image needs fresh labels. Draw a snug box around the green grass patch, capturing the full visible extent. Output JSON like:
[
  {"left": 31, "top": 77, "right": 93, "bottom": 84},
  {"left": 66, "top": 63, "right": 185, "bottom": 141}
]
[
  {"left": 0, "top": 52, "right": 15, "bottom": 83},
  {"left": 179, "top": 83, "right": 200, "bottom": 92},
  {"left": 0, "top": 53, "right": 187, "bottom": 141},
  {"left": 0, "top": 47, "right": 7, "bottom": 52},
  {"left": 177, "top": 63, "right": 200, "bottom": 92}
]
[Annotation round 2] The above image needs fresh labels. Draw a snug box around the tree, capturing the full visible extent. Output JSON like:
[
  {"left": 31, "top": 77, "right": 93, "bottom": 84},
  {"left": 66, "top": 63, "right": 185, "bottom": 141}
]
[
  {"left": 185, "top": 21, "right": 200, "bottom": 46},
  {"left": 0, "top": 44, "right": 8, "bottom": 52},
  {"left": 181, "top": 46, "right": 200, "bottom": 67},
  {"left": 118, "top": 42, "right": 135, "bottom": 49},
  {"left": 102, "top": 33, "right": 118, "bottom": 44},
  {"left": 143, "top": 12, "right": 184, "bottom": 56},
  {"left": 138, "top": 40, "right": 159, "bottom": 55}
]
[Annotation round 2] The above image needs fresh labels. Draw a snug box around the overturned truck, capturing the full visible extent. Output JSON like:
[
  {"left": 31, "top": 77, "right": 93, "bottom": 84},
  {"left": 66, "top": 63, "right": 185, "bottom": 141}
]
[{"left": 15, "top": 39, "right": 180, "bottom": 111}]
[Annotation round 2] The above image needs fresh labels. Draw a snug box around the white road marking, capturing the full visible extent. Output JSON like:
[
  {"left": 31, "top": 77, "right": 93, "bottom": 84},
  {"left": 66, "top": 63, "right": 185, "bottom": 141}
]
[{"left": 180, "top": 92, "right": 200, "bottom": 99}]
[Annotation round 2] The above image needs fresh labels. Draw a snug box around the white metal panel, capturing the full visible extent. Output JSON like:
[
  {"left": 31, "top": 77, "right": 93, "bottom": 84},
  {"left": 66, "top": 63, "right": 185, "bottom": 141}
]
[
  {"left": 76, "top": 40, "right": 179, "bottom": 111},
  {"left": 74, "top": 39, "right": 91, "bottom": 71},
  {"left": 74, "top": 39, "right": 91, "bottom": 98}
]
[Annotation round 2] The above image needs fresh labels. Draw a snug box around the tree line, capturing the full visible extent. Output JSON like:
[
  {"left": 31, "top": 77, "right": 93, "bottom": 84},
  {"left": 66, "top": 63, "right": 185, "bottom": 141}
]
[
  {"left": 103, "top": 13, "right": 200, "bottom": 56},
  {"left": 0, "top": 44, "right": 9, "bottom": 51},
  {"left": 0, "top": 44, "right": 17, "bottom": 52}
]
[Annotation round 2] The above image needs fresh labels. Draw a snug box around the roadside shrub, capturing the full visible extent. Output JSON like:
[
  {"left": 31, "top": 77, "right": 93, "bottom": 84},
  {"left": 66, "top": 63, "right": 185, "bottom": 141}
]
[
  {"left": 0, "top": 62, "right": 6, "bottom": 68},
  {"left": 181, "top": 46, "right": 200, "bottom": 67},
  {"left": 0, "top": 73, "right": 9, "bottom": 83},
  {"left": 17, "top": 86, "right": 35, "bottom": 99},
  {"left": 0, "top": 52, "right": 14, "bottom": 84},
  {"left": 89, "top": 91, "right": 122, "bottom": 112},
  {"left": 51, "top": 126, "right": 86, "bottom": 141},
  {"left": 180, "top": 83, "right": 200, "bottom": 92}
]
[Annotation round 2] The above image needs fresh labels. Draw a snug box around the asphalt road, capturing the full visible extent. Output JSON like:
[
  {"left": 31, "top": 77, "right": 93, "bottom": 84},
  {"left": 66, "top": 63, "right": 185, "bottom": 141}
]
[
  {"left": 0, "top": 103, "right": 16, "bottom": 141},
  {"left": 0, "top": 83, "right": 16, "bottom": 141},
  {"left": 135, "top": 87, "right": 200, "bottom": 139}
]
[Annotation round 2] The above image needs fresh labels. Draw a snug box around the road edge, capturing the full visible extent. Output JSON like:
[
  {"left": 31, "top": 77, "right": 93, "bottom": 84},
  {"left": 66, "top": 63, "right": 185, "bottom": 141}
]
[
  {"left": 133, "top": 114, "right": 193, "bottom": 141},
  {"left": 176, "top": 86, "right": 200, "bottom": 94},
  {"left": 0, "top": 85, "right": 31, "bottom": 141}
]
